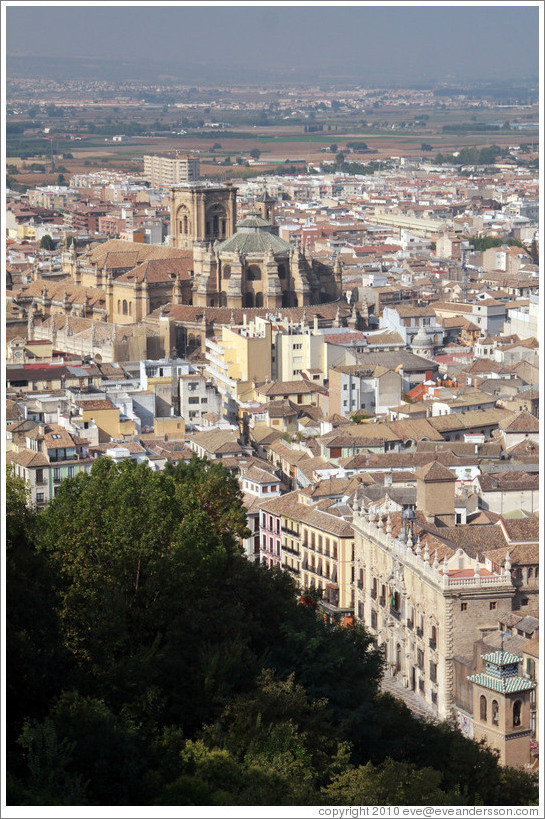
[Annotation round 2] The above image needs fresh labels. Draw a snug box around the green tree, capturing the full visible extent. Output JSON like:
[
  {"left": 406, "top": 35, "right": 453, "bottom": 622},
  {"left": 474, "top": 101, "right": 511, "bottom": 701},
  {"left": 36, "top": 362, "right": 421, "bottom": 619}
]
[
  {"left": 40, "top": 235, "right": 54, "bottom": 250},
  {"left": 421, "top": 143, "right": 433, "bottom": 151},
  {"left": 249, "top": 148, "right": 261, "bottom": 160},
  {"left": 57, "top": 174, "right": 66, "bottom": 186},
  {"left": 6, "top": 467, "right": 70, "bottom": 766},
  {"left": 329, "top": 144, "right": 338, "bottom": 153},
  {"left": 322, "top": 758, "right": 465, "bottom": 806}
]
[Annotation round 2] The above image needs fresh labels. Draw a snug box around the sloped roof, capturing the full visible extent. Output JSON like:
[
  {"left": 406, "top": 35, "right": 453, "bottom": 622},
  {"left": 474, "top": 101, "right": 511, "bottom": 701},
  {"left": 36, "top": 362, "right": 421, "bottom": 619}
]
[
  {"left": 6, "top": 450, "right": 50, "bottom": 468},
  {"left": 500, "top": 517, "right": 539, "bottom": 543},
  {"left": 415, "top": 461, "right": 457, "bottom": 483},
  {"left": 478, "top": 471, "right": 538, "bottom": 493},
  {"left": 85, "top": 238, "right": 189, "bottom": 267},
  {"left": 115, "top": 256, "right": 193, "bottom": 284},
  {"left": 467, "top": 674, "right": 534, "bottom": 694},
  {"left": 500, "top": 410, "right": 539, "bottom": 433}
]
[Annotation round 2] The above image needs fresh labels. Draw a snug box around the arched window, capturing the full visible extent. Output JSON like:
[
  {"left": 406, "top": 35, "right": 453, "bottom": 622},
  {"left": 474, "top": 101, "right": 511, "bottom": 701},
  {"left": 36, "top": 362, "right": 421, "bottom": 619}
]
[
  {"left": 513, "top": 700, "right": 522, "bottom": 727},
  {"left": 255, "top": 292, "right": 263, "bottom": 308},
  {"left": 122, "top": 299, "right": 128, "bottom": 315},
  {"left": 206, "top": 204, "right": 226, "bottom": 238},
  {"left": 492, "top": 700, "right": 499, "bottom": 725},
  {"left": 480, "top": 695, "right": 487, "bottom": 722},
  {"left": 278, "top": 263, "right": 287, "bottom": 279},
  {"left": 222, "top": 264, "right": 231, "bottom": 280},
  {"left": 431, "top": 625, "right": 438, "bottom": 648},
  {"left": 117, "top": 299, "right": 121, "bottom": 313},
  {"left": 244, "top": 292, "right": 254, "bottom": 308},
  {"left": 219, "top": 291, "right": 227, "bottom": 307},
  {"left": 128, "top": 302, "right": 132, "bottom": 316},
  {"left": 247, "top": 265, "right": 261, "bottom": 281}
]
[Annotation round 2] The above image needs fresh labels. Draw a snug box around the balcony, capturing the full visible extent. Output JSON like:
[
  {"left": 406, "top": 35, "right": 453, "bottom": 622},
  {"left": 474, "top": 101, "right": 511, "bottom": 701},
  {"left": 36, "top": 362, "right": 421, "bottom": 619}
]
[
  {"left": 406, "top": 620, "right": 413, "bottom": 630},
  {"left": 389, "top": 607, "right": 401, "bottom": 621},
  {"left": 416, "top": 627, "right": 424, "bottom": 639},
  {"left": 429, "top": 639, "right": 437, "bottom": 651},
  {"left": 370, "top": 588, "right": 377, "bottom": 600},
  {"left": 379, "top": 597, "right": 386, "bottom": 608},
  {"left": 357, "top": 580, "right": 364, "bottom": 590}
]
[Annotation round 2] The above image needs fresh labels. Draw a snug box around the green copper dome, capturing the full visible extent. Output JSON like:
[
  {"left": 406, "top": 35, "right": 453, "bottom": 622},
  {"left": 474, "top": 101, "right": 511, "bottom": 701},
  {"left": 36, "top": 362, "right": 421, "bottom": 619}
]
[{"left": 216, "top": 218, "right": 292, "bottom": 255}]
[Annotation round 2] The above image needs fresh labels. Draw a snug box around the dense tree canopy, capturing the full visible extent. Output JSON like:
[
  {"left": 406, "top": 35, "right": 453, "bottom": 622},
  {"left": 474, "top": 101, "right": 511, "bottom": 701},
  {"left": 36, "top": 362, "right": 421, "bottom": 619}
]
[{"left": 6, "top": 460, "right": 539, "bottom": 806}]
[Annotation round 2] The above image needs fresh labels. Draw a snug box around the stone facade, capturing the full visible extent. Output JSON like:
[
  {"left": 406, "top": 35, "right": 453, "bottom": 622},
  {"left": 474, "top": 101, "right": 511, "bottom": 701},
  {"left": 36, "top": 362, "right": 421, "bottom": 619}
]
[
  {"left": 352, "top": 505, "right": 514, "bottom": 720},
  {"left": 170, "top": 181, "right": 237, "bottom": 250}
]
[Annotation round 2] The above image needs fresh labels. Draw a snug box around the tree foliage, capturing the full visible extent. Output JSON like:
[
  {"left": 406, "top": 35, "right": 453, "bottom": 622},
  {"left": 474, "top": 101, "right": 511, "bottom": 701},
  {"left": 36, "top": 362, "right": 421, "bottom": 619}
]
[
  {"left": 39, "top": 234, "right": 54, "bottom": 250},
  {"left": 7, "top": 460, "right": 539, "bottom": 806}
]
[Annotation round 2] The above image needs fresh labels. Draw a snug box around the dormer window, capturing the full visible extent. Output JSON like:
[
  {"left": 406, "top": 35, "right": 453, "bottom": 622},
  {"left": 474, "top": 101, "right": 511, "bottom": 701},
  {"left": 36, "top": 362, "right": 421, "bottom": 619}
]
[{"left": 51, "top": 433, "right": 62, "bottom": 439}]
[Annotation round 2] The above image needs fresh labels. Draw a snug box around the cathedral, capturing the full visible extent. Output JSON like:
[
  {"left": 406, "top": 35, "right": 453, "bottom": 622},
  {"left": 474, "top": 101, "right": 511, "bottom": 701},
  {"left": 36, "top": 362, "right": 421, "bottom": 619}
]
[
  {"left": 10, "top": 181, "right": 349, "bottom": 360},
  {"left": 170, "top": 181, "right": 342, "bottom": 309}
]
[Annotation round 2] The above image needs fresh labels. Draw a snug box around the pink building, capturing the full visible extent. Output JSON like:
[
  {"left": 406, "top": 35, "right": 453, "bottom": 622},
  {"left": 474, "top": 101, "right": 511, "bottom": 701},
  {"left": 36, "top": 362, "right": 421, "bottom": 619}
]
[{"left": 259, "top": 506, "right": 282, "bottom": 569}]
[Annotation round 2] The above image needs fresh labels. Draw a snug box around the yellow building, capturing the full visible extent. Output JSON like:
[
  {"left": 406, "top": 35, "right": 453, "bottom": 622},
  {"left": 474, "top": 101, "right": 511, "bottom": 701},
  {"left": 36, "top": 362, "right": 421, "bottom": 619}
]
[
  {"left": 77, "top": 399, "right": 135, "bottom": 443},
  {"left": 153, "top": 416, "right": 186, "bottom": 440},
  {"left": 205, "top": 322, "right": 272, "bottom": 420},
  {"left": 259, "top": 489, "right": 355, "bottom": 623}
]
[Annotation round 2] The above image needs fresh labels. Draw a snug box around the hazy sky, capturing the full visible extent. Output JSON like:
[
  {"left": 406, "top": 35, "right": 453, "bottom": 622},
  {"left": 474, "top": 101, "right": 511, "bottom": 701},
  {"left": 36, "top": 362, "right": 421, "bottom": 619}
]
[{"left": 6, "top": 3, "right": 540, "bottom": 83}]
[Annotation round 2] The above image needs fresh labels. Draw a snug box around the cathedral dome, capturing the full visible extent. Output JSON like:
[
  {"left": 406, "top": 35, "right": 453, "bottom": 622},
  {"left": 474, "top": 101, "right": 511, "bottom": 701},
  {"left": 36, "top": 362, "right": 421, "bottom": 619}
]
[{"left": 215, "top": 218, "right": 291, "bottom": 255}]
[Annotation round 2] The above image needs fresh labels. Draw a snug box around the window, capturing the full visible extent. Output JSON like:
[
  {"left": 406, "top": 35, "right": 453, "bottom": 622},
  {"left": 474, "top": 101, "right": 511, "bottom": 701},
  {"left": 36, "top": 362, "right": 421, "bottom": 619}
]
[
  {"left": 480, "top": 695, "right": 487, "bottom": 722},
  {"left": 417, "top": 649, "right": 424, "bottom": 670},
  {"left": 492, "top": 700, "right": 499, "bottom": 726},
  {"left": 489, "top": 601, "right": 496, "bottom": 610},
  {"left": 67, "top": 466, "right": 74, "bottom": 479},
  {"left": 53, "top": 468, "right": 61, "bottom": 483},
  {"left": 430, "top": 625, "right": 437, "bottom": 649},
  {"left": 526, "top": 658, "right": 536, "bottom": 680},
  {"left": 513, "top": 700, "right": 522, "bottom": 727},
  {"left": 36, "top": 492, "right": 44, "bottom": 503},
  {"left": 36, "top": 468, "right": 44, "bottom": 484},
  {"left": 371, "top": 611, "right": 377, "bottom": 629},
  {"left": 461, "top": 602, "right": 468, "bottom": 612}
]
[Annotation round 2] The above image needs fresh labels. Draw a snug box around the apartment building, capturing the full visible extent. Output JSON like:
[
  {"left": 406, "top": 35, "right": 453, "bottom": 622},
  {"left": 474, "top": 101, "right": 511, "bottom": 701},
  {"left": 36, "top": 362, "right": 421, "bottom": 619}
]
[
  {"left": 143, "top": 155, "right": 200, "bottom": 188},
  {"left": 179, "top": 371, "right": 221, "bottom": 427},
  {"left": 329, "top": 364, "right": 402, "bottom": 417},
  {"left": 7, "top": 422, "right": 93, "bottom": 508},
  {"left": 258, "top": 488, "right": 355, "bottom": 622}
]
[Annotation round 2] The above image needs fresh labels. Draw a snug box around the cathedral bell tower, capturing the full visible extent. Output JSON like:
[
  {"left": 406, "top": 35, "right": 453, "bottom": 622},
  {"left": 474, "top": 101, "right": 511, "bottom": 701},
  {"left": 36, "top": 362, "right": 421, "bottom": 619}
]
[{"left": 170, "top": 181, "right": 237, "bottom": 249}]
